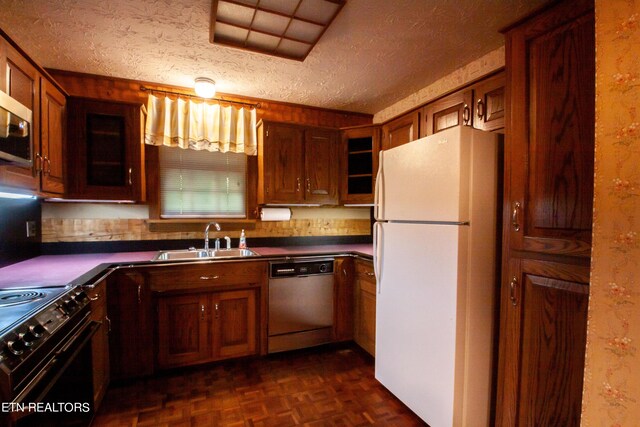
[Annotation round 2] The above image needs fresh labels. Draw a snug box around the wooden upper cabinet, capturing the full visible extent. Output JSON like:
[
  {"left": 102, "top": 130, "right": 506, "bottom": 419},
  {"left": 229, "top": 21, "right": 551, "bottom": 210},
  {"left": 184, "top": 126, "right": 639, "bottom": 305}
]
[
  {"left": 304, "top": 128, "right": 339, "bottom": 204},
  {"left": 39, "top": 77, "right": 66, "bottom": 194},
  {"left": 472, "top": 72, "right": 505, "bottom": 132},
  {"left": 0, "top": 39, "right": 38, "bottom": 190},
  {"left": 505, "top": 1, "right": 595, "bottom": 257},
  {"left": 381, "top": 110, "right": 419, "bottom": 150},
  {"left": 339, "top": 125, "right": 380, "bottom": 204},
  {"left": 257, "top": 120, "right": 339, "bottom": 205},
  {"left": 0, "top": 37, "right": 67, "bottom": 195},
  {"left": 66, "top": 98, "right": 146, "bottom": 201},
  {"left": 420, "top": 89, "right": 473, "bottom": 137}
]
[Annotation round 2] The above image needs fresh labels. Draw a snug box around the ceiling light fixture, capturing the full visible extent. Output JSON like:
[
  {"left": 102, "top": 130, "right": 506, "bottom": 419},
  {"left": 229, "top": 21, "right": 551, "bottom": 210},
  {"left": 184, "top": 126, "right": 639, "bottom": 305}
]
[{"left": 194, "top": 77, "right": 216, "bottom": 98}]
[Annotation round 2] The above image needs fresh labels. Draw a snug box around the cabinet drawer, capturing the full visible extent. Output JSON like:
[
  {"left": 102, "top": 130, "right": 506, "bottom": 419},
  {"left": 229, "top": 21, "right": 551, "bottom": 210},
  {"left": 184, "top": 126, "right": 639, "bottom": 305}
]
[{"left": 149, "top": 261, "right": 267, "bottom": 292}]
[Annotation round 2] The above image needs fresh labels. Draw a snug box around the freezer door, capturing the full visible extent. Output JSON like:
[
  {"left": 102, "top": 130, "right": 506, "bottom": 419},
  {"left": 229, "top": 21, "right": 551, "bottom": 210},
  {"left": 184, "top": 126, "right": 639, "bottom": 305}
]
[
  {"left": 375, "top": 221, "right": 466, "bottom": 426},
  {"left": 375, "top": 126, "right": 497, "bottom": 222}
]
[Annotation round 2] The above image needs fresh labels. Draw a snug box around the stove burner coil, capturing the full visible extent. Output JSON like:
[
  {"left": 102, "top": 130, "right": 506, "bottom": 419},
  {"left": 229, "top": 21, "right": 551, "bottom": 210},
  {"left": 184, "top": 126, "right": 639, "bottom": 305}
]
[{"left": 0, "top": 291, "right": 46, "bottom": 307}]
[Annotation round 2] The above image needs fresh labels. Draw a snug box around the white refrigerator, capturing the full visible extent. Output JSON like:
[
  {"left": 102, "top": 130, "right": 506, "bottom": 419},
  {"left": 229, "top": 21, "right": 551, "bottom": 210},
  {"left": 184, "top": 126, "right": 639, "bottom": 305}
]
[{"left": 373, "top": 126, "right": 499, "bottom": 427}]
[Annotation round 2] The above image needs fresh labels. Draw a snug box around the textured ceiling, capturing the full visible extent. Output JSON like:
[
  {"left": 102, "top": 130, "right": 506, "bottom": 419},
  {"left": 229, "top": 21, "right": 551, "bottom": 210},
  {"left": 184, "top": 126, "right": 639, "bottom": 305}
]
[{"left": 0, "top": 0, "right": 547, "bottom": 114}]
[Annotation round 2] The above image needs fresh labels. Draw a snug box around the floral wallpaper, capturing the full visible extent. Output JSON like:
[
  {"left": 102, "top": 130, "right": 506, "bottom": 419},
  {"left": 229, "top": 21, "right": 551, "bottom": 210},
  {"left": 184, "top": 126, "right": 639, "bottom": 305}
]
[{"left": 582, "top": 1, "right": 640, "bottom": 425}]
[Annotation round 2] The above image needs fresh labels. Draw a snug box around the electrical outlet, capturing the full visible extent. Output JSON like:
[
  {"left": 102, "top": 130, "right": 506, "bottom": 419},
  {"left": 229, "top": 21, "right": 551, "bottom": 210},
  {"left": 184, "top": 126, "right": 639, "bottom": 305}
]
[{"left": 26, "top": 221, "right": 37, "bottom": 238}]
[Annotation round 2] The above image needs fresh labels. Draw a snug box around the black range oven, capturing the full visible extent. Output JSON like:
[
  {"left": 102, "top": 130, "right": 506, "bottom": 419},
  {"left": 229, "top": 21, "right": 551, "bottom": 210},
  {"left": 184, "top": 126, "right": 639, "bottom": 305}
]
[{"left": 0, "top": 286, "right": 98, "bottom": 427}]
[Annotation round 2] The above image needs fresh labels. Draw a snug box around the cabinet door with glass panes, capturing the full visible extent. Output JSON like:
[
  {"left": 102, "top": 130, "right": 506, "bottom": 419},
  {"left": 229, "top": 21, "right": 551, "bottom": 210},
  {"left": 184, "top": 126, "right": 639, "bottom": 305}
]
[{"left": 340, "top": 125, "right": 380, "bottom": 204}]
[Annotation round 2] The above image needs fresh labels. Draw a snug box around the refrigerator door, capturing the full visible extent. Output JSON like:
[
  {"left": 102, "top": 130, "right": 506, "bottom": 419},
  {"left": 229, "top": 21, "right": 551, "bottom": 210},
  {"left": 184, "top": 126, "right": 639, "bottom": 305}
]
[
  {"left": 375, "top": 221, "right": 467, "bottom": 426},
  {"left": 375, "top": 126, "right": 497, "bottom": 223}
]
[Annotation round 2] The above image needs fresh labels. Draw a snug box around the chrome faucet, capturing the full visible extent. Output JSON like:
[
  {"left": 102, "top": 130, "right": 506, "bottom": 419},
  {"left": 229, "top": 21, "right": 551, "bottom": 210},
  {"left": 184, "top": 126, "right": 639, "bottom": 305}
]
[
  {"left": 224, "top": 236, "right": 231, "bottom": 249},
  {"left": 204, "top": 222, "right": 221, "bottom": 251}
]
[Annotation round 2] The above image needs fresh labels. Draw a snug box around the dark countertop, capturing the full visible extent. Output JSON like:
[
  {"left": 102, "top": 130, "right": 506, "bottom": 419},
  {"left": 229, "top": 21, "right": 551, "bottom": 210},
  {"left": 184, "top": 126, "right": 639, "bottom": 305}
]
[{"left": 0, "top": 244, "right": 373, "bottom": 289}]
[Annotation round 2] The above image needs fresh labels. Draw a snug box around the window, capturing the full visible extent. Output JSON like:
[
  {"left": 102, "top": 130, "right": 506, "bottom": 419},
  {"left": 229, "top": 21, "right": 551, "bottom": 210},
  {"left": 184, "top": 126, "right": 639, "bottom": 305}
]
[{"left": 159, "top": 146, "right": 247, "bottom": 218}]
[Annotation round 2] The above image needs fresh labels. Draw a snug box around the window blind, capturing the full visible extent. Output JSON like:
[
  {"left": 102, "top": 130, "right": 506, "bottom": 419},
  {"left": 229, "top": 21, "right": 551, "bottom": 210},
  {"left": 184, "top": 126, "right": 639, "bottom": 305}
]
[{"left": 159, "top": 146, "right": 247, "bottom": 218}]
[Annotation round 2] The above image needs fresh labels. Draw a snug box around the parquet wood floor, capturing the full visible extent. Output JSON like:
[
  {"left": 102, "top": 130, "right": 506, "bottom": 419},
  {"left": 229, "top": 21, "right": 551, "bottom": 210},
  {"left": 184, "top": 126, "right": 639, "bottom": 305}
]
[{"left": 92, "top": 344, "right": 427, "bottom": 426}]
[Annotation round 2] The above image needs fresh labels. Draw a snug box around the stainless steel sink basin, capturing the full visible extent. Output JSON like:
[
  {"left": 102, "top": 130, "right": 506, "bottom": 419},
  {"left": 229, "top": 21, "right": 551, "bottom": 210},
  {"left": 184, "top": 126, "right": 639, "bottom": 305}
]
[{"left": 151, "top": 248, "right": 259, "bottom": 261}]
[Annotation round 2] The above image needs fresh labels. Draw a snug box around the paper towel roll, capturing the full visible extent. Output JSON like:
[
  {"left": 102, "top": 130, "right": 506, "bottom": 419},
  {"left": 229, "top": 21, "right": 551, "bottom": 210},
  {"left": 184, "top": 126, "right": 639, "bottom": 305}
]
[{"left": 260, "top": 207, "right": 292, "bottom": 221}]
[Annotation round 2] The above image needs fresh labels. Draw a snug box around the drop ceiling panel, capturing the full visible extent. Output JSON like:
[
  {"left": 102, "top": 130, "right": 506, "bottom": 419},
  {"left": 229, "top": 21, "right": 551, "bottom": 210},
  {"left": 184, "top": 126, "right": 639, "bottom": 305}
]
[{"left": 211, "top": 0, "right": 345, "bottom": 61}]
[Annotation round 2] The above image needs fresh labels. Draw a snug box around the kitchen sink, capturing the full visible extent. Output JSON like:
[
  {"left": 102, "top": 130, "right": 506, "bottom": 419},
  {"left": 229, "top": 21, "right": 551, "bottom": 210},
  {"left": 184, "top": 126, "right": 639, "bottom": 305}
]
[{"left": 152, "top": 248, "right": 259, "bottom": 261}]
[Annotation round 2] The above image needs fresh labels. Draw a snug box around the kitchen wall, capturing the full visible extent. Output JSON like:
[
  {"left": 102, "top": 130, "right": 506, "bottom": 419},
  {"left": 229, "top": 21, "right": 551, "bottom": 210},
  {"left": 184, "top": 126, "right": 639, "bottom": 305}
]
[
  {"left": 582, "top": 1, "right": 640, "bottom": 425},
  {"left": 0, "top": 198, "right": 40, "bottom": 268},
  {"left": 373, "top": 46, "right": 505, "bottom": 123}
]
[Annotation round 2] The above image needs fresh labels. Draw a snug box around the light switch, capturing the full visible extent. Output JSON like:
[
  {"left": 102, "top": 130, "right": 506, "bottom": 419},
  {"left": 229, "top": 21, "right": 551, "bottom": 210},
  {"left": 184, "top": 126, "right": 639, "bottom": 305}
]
[{"left": 26, "top": 221, "right": 37, "bottom": 237}]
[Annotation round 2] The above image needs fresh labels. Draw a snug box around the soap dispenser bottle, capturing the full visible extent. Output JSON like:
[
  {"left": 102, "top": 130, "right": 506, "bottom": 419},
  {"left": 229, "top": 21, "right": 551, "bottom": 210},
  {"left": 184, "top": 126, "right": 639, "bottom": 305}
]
[{"left": 239, "top": 229, "right": 247, "bottom": 249}]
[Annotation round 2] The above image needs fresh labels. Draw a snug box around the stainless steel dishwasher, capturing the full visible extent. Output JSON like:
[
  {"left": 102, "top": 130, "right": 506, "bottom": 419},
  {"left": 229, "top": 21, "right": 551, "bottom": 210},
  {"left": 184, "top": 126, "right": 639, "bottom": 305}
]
[{"left": 268, "top": 258, "right": 334, "bottom": 353}]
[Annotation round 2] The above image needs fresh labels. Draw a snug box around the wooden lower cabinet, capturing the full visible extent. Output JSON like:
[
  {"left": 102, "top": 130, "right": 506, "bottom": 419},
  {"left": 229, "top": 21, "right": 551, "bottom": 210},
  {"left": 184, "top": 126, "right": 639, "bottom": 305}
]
[
  {"left": 157, "top": 289, "right": 258, "bottom": 368},
  {"left": 88, "top": 280, "right": 109, "bottom": 410},
  {"left": 106, "top": 269, "right": 154, "bottom": 380},
  {"left": 157, "top": 293, "right": 210, "bottom": 367},
  {"left": 333, "top": 257, "right": 354, "bottom": 342},
  {"left": 353, "top": 259, "right": 376, "bottom": 356},
  {"left": 213, "top": 289, "right": 257, "bottom": 359},
  {"left": 497, "top": 259, "right": 589, "bottom": 426}
]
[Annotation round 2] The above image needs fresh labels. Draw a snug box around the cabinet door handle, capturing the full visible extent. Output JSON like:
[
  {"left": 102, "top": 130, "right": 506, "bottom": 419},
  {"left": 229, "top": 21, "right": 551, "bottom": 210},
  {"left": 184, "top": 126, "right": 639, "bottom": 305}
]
[
  {"left": 509, "top": 276, "right": 518, "bottom": 306},
  {"left": 89, "top": 294, "right": 100, "bottom": 301},
  {"left": 306, "top": 178, "right": 311, "bottom": 193},
  {"left": 365, "top": 272, "right": 375, "bottom": 276},
  {"left": 200, "top": 275, "right": 219, "bottom": 280},
  {"left": 42, "top": 156, "right": 51, "bottom": 175},
  {"left": 477, "top": 98, "right": 485, "bottom": 119},
  {"left": 35, "top": 153, "right": 43, "bottom": 173},
  {"left": 214, "top": 303, "right": 220, "bottom": 319},
  {"left": 105, "top": 316, "right": 112, "bottom": 333},
  {"left": 201, "top": 304, "right": 205, "bottom": 320},
  {"left": 512, "top": 202, "right": 521, "bottom": 232},
  {"left": 128, "top": 168, "right": 133, "bottom": 186},
  {"left": 137, "top": 284, "right": 142, "bottom": 304},
  {"left": 296, "top": 178, "right": 301, "bottom": 192},
  {"left": 462, "top": 104, "right": 470, "bottom": 125}
]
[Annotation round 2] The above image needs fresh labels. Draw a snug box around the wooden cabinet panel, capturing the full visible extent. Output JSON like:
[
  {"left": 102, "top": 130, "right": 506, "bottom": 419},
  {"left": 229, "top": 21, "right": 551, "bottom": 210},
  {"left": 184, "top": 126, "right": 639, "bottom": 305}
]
[
  {"left": 66, "top": 98, "right": 145, "bottom": 201},
  {"left": 148, "top": 261, "right": 266, "bottom": 292},
  {"left": 257, "top": 120, "right": 339, "bottom": 205},
  {"left": 497, "top": 259, "right": 588, "bottom": 427},
  {"left": 0, "top": 41, "right": 38, "bottom": 190},
  {"left": 339, "top": 125, "right": 380, "bottom": 204},
  {"left": 505, "top": 4, "right": 594, "bottom": 257},
  {"left": 353, "top": 259, "right": 376, "bottom": 356},
  {"left": 157, "top": 293, "right": 210, "bottom": 368},
  {"left": 40, "top": 78, "right": 65, "bottom": 194},
  {"left": 472, "top": 72, "right": 505, "bottom": 132},
  {"left": 213, "top": 289, "right": 257, "bottom": 359},
  {"left": 333, "top": 257, "right": 354, "bottom": 342},
  {"left": 107, "top": 269, "right": 154, "bottom": 380},
  {"left": 260, "top": 122, "right": 304, "bottom": 203},
  {"left": 88, "top": 280, "right": 109, "bottom": 410},
  {"left": 381, "top": 110, "right": 419, "bottom": 150},
  {"left": 304, "top": 128, "right": 339, "bottom": 204},
  {"left": 497, "top": 2, "right": 594, "bottom": 425},
  {"left": 421, "top": 90, "right": 473, "bottom": 137}
]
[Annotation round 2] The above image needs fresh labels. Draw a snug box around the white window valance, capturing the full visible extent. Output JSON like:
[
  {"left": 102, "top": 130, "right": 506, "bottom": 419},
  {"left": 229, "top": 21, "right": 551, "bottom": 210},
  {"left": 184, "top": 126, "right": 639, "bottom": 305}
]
[{"left": 144, "top": 94, "right": 257, "bottom": 156}]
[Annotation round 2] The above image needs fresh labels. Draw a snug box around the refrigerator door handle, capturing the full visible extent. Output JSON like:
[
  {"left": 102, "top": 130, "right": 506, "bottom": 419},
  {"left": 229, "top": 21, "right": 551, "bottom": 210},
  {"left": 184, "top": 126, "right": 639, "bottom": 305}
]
[
  {"left": 374, "top": 150, "right": 384, "bottom": 220},
  {"left": 373, "top": 222, "right": 384, "bottom": 293}
]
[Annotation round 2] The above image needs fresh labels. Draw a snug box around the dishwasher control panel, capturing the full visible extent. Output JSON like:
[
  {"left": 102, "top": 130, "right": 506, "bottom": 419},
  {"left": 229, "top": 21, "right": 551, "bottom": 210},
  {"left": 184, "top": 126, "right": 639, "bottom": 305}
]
[{"left": 270, "top": 259, "right": 334, "bottom": 278}]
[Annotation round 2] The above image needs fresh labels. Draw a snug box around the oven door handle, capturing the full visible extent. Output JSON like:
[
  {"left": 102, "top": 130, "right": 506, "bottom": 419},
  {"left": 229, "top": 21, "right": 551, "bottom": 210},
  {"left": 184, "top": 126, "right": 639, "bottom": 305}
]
[{"left": 11, "top": 318, "right": 100, "bottom": 407}]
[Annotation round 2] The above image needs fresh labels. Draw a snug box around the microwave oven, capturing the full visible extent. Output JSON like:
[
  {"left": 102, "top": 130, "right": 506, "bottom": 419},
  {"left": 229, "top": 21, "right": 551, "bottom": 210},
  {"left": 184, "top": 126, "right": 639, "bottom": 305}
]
[{"left": 0, "top": 90, "right": 33, "bottom": 167}]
